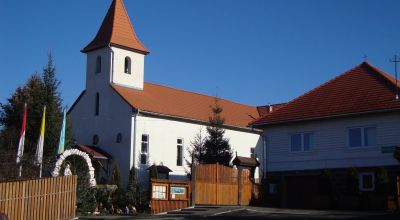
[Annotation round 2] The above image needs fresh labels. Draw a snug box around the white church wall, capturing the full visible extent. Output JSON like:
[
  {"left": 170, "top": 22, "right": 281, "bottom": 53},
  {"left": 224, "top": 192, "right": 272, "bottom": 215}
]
[
  {"left": 111, "top": 46, "right": 145, "bottom": 90},
  {"left": 133, "top": 114, "right": 263, "bottom": 187},
  {"left": 69, "top": 48, "right": 135, "bottom": 185}
]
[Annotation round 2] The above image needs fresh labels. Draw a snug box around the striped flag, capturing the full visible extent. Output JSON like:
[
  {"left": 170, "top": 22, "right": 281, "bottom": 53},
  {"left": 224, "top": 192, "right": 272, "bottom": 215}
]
[
  {"left": 35, "top": 106, "right": 46, "bottom": 166},
  {"left": 16, "top": 103, "right": 27, "bottom": 164},
  {"left": 57, "top": 108, "right": 67, "bottom": 154}
]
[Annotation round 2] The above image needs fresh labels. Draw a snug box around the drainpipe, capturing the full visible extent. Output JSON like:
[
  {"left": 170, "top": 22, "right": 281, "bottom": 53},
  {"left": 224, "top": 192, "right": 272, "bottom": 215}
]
[
  {"left": 262, "top": 134, "right": 267, "bottom": 179},
  {"left": 108, "top": 44, "right": 114, "bottom": 84},
  {"left": 132, "top": 109, "right": 140, "bottom": 169}
]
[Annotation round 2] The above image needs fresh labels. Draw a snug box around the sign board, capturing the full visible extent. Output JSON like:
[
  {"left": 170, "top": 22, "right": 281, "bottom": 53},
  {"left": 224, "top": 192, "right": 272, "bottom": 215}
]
[
  {"left": 170, "top": 186, "right": 185, "bottom": 195},
  {"left": 381, "top": 146, "right": 398, "bottom": 154}
]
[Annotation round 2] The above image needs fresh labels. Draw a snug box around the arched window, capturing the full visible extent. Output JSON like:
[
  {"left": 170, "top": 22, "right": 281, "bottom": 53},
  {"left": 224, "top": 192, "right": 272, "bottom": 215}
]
[
  {"left": 124, "top": 56, "right": 131, "bottom": 74},
  {"left": 95, "top": 56, "right": 101, "bottom": 73}
]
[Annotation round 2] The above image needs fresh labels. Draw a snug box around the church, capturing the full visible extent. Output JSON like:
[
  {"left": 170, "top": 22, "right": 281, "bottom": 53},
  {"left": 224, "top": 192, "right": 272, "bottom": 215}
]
[{"left": 68, "top": 0, "right": 265, "bottom": 186}]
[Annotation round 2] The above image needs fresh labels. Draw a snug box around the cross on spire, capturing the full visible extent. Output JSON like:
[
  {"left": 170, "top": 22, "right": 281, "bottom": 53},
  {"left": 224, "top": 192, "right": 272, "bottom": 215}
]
[
  {"left": 362, "top": 54, "right": 368, "bottom": 62},
  {"left": 390, "top": 55, "right": 400, "bottom": 100}
]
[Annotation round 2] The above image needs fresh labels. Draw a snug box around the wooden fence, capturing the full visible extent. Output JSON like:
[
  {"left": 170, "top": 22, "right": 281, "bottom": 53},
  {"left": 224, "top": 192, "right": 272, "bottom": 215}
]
[
  {"left": 194, "top": 163, "right": 256, "bottom": 205},
  {"left": 0, "top": 175, "right": 77, "bottom": 220},
  {"left": 149, "top": 178, "right": 190, "bottom": 214}
]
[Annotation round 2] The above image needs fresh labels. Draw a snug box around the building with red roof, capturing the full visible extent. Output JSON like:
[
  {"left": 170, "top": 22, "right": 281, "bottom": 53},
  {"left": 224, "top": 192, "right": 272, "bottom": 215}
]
[
  {"left": 251, "top": 62, "right": 400, "bottom": 209},
  {"left": 69, "top": 0, "right": 263, "bottom": 187}
]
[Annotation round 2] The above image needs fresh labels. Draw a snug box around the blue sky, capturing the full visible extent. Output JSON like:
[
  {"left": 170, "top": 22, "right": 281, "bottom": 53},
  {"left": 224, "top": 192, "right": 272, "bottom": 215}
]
[{"left": 1, "top": 0, "right": 399, "bottom": 107}]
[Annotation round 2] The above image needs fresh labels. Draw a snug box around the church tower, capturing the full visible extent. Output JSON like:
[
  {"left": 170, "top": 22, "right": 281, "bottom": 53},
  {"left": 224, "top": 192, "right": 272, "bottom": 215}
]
[{"left": 81, "top": 0, "right": 149, "bottom": 91}]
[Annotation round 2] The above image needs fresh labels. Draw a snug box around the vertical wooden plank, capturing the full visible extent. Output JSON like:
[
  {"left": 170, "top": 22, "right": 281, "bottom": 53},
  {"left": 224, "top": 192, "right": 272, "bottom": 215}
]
[
  {"left": 50, "top": 177, "right": 55, "bottom": 220},
  {"left": 15, "top": 182, "right": 20, "bottom": 220},
  {"left": 56, "top": 176, "right": 61, "bottom": 220},
  {"left": 0, "top": 183, "right": 3, "bottom": 214},
  {"left": 6, "top": 182, "right": 10, "bottom": 215},
  {"left": 45, "top": 178, "right": 49, "bottom": 220},
  {"left": 35, "top": 179, "right": 39, "bottom": 220},
  {"left": 11, "top": 182, "right": 16, "bottom": 220},
  {"left": 30, "top": 180, "right": 35, "bottom": 220},
  {"left": 20, "top": 181, "right": 26, "bottom": 220},
  {"left": 72, "top": 175, "right": 77, "bottom": 219},
  {"left": 63, "top": 176, "right": 69, "bottom": 219},
  {"left": 397, "top": 176, "right": 400, "bottom": 210},
  {"left": 26, "top": 180, "right": 31, "bottom": 220},
  {"left": 216, "top": 163, "right": 219, "bottom": 205},
  {"left": 38, "top": 178, "right": 43, "bottom": 220}
]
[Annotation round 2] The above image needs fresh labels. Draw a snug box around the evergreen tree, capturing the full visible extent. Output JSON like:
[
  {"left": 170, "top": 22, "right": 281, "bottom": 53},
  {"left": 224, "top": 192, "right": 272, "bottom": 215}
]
[
  {"left": 110, "top": 163, "right": 122, "bottom": 188},
  {"left": 185, "top": 130, "right": 205, "bottom": 176},
  {"left": 0, "top": 54, "right": 73, "bottom": 179},
  {"left": 125, "top": 167, "right": 139, "bottom": 206},
  {"left": 202, "top": 99, "right": 232, "bottom": 166}
]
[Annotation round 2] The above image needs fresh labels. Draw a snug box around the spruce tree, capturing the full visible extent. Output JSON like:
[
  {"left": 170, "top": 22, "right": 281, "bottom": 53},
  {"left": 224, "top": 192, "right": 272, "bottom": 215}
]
[
  {"left": 0, "top": 54, "right": 72, "bottom": 179},
  {"left": 185, "top": 131, "right": 206, "bottom": 175},
  {"left": 202, "top": 99, "right": 233, "bottom": 166},
  {"left": 125, "top": 167, "right": 139, "bottom": 206}
]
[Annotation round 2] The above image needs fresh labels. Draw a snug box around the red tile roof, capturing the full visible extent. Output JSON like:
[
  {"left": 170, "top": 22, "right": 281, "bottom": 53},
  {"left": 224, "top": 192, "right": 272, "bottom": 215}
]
[
  {"left": 251, "top": 62, "right": 400, "bottom": 126},
  {"left": 112, "top": 82, "right": 259, "bottom": 128},
  {"left": 82, "top": 0, "right": 149, "bottom": 54},
  {"left": 256, "top": 103, "right": 286, "bottom": 117},
  {"left": 77, "top": 144, "right": 109, "bottom": 159}
]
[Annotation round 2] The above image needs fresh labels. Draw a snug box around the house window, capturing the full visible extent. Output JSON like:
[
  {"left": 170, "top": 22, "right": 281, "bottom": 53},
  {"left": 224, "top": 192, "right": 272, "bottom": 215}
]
[
  {"left": 250, "top": 148, "right": 255, "bottom": 158},
  {"left": 177, "top": 138, "right": 183, "bottom": 166},
  {"left": 359, "top": 172, "right": 375, "bottom": 191},
  {"left": 348, "top": 126, "right": 376, "bottom": 147},
  {"left": 124, "top": 56, "right": 131, "bottom": 74},
  {"left": 152, "top": 184, "right": 167, "bottom": 199},
  {"left": 95, "top": 93, "right": 99, "bottom": 116},
  {"left": 116, "top": 133, "right": 122, "bottom": 143},
  {"left": 290, "top": 132, "right": 313, "bottom": 152},
  {"left": 140, "top": 134, "right": 149, "bottom": 164},
  {"left": 93, "top": 134, "right": 99, "bottom": 145},
  {"left": 95, "top": 56, "right": 101, "bottom": 73}
]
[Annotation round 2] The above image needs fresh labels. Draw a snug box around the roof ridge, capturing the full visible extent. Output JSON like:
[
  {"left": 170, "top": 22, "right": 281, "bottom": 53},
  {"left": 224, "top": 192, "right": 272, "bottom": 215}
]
[
  {"left": 362, "top": 61, "right": 399, "bottom": 88},
  {"left": 144, "top": 82, "right": 257, "bottom": 108},
  {"left": 249, "top": 62, "right": 370, "bottom": 125},
  {"left": 118, "top": 0, "right": 147, "bottom": 51},
  {"left": 256, "top": 63, "right": 363, "bottom": 121}
]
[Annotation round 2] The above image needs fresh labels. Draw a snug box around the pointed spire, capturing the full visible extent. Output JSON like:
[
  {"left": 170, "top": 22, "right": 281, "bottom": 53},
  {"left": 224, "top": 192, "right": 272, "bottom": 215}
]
[{"left": 82, "top": 0, "right": 149, "bottom": 54}]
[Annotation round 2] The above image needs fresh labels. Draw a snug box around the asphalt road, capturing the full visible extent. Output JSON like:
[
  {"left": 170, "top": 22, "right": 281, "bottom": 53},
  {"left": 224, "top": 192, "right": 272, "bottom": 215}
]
[{"left": 79, "top": 206, "right": 400, "bottom": 220}]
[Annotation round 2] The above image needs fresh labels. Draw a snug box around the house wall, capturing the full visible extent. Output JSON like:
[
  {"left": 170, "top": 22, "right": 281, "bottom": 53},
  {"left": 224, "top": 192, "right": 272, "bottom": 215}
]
[
  {"left": 69, "top": 48, "right": 134, "bottom": 185},
  {"left": 133, "top": 114, "right": 264, "bottom": 187},
  {"left": 262, "top": 112, "right": 400, "bottom": 174}
]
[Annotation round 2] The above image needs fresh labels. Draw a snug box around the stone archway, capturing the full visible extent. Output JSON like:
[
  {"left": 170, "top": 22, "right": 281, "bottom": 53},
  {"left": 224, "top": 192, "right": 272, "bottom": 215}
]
[{"left": 52, "top": 148, "right": 96, "bottom": 187}]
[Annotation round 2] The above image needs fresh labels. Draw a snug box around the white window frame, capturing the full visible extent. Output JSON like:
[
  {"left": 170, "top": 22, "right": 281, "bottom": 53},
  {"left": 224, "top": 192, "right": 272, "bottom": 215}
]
[
  {"left": 289, "top": 132, "right": 313, "bottom": 152},
  {"left": 177, "top": 138, "right": 183, "bottom": 166},
  {"left": 347, "top": 126, "right": 377, "bottom": 148},
  {"left": 359, "top": 172, "right": 375, "bottom": 191},
  {"left": 140, "top": 134, "right": 149, "bottom": 165}
]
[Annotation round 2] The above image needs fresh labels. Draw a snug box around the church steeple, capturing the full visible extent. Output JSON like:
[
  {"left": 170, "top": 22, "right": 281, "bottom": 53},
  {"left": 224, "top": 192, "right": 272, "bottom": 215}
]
[{"left": 82, "top": 0, "right": 149, "bottom": 54}]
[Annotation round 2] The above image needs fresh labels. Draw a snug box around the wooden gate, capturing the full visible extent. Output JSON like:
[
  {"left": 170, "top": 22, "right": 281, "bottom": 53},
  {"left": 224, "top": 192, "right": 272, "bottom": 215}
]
[{"left": 194, "top": 163, "right": 255, "bottom": 205}]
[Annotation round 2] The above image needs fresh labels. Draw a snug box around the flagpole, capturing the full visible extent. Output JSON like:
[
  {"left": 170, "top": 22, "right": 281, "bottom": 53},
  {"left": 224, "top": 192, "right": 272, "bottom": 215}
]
[
  {"left": 39, "top": 164, "right": 42, "bottom": 178},
  {"left": 35, "top": 105, "right": 46, "bottom": 178},
  {"left": 17, "top": 103, "right": 27, "bottom": 178}
]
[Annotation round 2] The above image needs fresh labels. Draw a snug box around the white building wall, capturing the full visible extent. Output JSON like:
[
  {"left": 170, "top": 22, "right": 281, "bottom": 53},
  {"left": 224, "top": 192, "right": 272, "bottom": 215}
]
[
  {"left": 133, "top": 115, "right": 263, "bottom": 186},
  {"left": 263, "top": 112, "right": 400, "bottom": 174},
  {"left": 69, "top": 48, "right": 135, "bottom": 185},
  {"left": 111, "top": 46, "right": 145, "bottom": 90}
]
